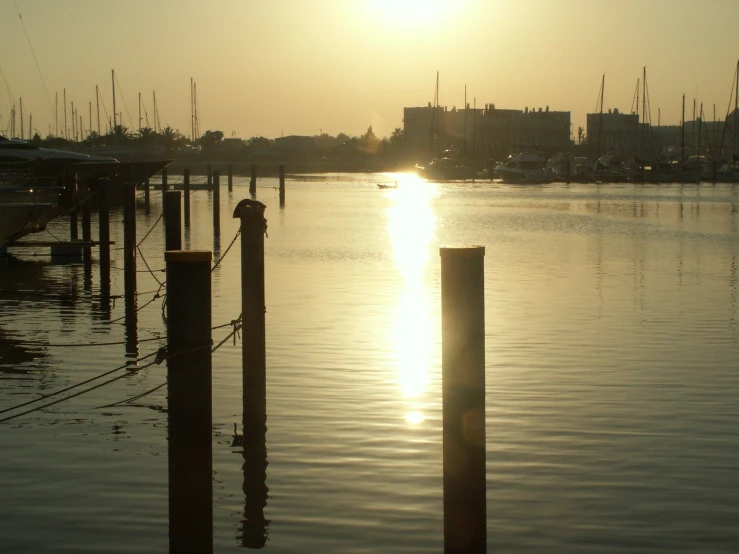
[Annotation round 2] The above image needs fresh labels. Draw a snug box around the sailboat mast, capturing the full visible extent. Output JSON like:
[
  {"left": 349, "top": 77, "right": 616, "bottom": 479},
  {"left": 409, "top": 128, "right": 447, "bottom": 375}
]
[
  {"left": 697, "top": 103, "right": 703, "bottom": 158},
  {"left": 55, "top": 92, "right": 58, "bottom": 137},
  {"left": 464, "top": 84, "right": 467, "bottom": 160},
  {"left": 190, "top": 77, "right": 194, "bottom": 141},
  {"left": 111, "top": 69, "right": 117, "bottom": 130},
  {"left": 89, "top": 101, "right": 92, "bottom": 139},
  {"left": 138, "top": 92, "right": 142, "bottom": 133},
  {"left": 734, "top": 58, "right": 738, "bottom": 158},
  {"left": 29, "top": 113, "right": 31, "bottom": 139},
  {"left": 642, "top": 67, "right": 646, "bottom": 126},
  {"left": 681, "top": 94, "right": 685, "bottom": 163},
  {"left": 597, "top": 73, "right": 605, "bottom": 161},
  {"left": 96, "top": 85, "right": 100, "bottom": 135},
  {"left": 19, "top": 98, "right": 23, "bottom": 140},
  {"left": 63, "top": 88, "right": 67, "bottom": 140}
]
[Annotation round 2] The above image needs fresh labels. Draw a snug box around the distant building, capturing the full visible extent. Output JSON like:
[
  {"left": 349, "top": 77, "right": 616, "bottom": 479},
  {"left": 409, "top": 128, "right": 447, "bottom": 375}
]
[{"left": 403, "top": 103, "right": 570, "bottom": 161}]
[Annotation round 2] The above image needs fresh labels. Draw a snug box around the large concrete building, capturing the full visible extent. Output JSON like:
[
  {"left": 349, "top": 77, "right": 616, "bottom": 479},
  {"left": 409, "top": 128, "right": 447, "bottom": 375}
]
[{"left": 403, "top": 103, "right": 571, "bottom": 161}]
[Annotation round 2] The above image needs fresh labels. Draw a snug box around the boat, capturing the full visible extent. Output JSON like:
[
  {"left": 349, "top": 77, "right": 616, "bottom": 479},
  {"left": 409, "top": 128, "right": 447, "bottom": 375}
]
[
  {"left": 495, "top": 150, "right": 553, "bottom": 184},
  {"left": 377, "top": 182, "right": 398, "bottom": 189},
  {"left": 0, "top": 136, "right": 168, "bottom": 247}
]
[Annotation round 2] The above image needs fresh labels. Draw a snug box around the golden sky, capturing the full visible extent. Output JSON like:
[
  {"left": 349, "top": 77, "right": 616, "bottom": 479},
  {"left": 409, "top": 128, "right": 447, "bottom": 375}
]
[{"left": 1, "top": 0, "right": 738, "bottom": 140}]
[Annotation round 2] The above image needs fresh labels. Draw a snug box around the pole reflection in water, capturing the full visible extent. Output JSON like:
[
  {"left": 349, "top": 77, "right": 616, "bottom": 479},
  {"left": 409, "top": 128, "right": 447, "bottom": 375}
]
[
  {"left": 124, "top": 294, "right": 139, "bottom": 360},
  {"left": 236, "top": 428, "right": 269, "bottom": 549},
  {"left": 386, "top": 174, "right": 437, "bottom": 424}
]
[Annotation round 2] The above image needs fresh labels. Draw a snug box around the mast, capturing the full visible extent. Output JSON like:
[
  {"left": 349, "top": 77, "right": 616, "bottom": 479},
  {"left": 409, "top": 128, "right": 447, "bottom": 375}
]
[
  {"left": 153, "top": 91, "right": 158, "bottom": 133},
  {"left": 96, "top": 85, "right": 101, "bottom": 135},
  {"left": 464, "top": 84, "right": 467, "bottom": 159},
  {"left": 71, "top": 101, "right": 74, "bottom": 141},
  {"left": 735, "top": 58, "right": 738, "bottom": 159},
  {"left": 681, "top": 94, "right": 685, "bottom": 163},
  {"left": 697, "top": 102, "right": 703, "bottom": 158},
  {"left": 597, "top": 73, "right": 605, "bottom": 161},
  {"left": 190, "top": 77, "right": 194, "bottom": 141},
  {"left": 28, "top": 113, "right": 31, "bottom": 139},
  {"left": 64, "top": 88, "right": 67, "bottom": 140},
  {"left": 55, "top": 92, "right": 58, "bottom": 137},
  {"left": 89, "top": 102, "right": 92, "bottom": 140},
  {"left": 19, "top": 98, "right": 23, "bottom": 140},
  {"left": 634, "top": 78, "right": 640, "bottom": 156},
  {"left": 110, "top": 69, "right": 118, "bottom": 142},
  {"left": 138, "top": 92, "right": 142, "bottom": 133}
]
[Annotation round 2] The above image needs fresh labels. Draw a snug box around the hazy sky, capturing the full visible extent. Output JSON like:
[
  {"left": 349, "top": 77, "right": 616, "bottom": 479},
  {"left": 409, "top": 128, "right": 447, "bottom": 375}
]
[{"left": 1, "top": 0, "right": 738, "bottom": 141}]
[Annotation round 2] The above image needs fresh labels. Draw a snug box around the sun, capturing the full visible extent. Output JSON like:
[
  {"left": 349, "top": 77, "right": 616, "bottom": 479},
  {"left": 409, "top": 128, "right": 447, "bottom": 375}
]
[{"left": 367, "top": 0, "right": 448, "bottom": 26}]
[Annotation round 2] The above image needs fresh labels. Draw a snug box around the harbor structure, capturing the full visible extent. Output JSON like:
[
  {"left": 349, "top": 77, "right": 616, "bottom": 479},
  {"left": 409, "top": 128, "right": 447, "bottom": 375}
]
[{"left": 403, "top": 103, "right": 571, "bottom": 161}]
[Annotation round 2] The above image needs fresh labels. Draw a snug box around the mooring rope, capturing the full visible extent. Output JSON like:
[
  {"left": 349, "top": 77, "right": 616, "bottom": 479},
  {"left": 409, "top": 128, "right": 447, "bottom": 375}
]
[{"left": 211, "top": 226, "right": 241, "bottom": 273}]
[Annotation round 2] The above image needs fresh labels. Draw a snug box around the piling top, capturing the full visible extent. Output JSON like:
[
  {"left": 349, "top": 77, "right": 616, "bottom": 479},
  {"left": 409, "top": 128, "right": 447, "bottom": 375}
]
[
  {"left": 165, "top": 250, "right": 212, "bottom": 263},
  {"left": 439, "top": 245, "right": 485, "bottom": 258},
  {"left": 233, "top": 199, "right": 267, "bottom": 218}
]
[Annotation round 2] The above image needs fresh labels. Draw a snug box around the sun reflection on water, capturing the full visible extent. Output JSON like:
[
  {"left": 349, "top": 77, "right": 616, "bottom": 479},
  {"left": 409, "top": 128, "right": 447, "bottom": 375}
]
[{"left": 385, "top": 173, "right": 437, "bottom": 425}]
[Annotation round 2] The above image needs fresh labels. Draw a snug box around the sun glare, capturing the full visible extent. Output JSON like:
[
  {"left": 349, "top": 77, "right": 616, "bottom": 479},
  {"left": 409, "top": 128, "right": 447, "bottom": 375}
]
[{"left": 367, "top": 0, "right": 448, "bottom": 26}]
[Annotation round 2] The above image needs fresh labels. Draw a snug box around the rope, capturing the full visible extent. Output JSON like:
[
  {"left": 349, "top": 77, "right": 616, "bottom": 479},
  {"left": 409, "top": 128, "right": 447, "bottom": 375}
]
[
  {"left": 108, "top": 285, "right": 165, "bottom": 324},
  {"left": 136, "top": 245, "right": 166, "bottom": 287},
  {"left": 211, "top": 226, "right": 241, "bottom": 273},
  {"left": 137, "top": 213, "right": 163, "bottom": 247},
  {"left": 0, "top": 349, "right": 160, "bottom": 418},
  {"left": 0, "top": 336, "right": 164, "bottom": 348}
]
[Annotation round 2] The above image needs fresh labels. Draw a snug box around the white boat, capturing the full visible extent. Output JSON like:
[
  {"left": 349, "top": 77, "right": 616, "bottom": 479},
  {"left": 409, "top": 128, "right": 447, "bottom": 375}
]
[{"left": 495, "top": 151, "right": 552, "bottom": 184}]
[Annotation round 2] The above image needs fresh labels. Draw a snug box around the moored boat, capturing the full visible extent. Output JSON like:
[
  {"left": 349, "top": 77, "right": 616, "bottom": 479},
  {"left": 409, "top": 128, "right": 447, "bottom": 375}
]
[{"left": 495, "top": 151, "right": 552, "bottom": 184}]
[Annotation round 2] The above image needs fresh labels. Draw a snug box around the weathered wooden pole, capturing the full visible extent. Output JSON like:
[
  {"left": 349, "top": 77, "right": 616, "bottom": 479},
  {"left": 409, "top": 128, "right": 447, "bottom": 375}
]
[
  {"left": 228, "top": 163, "right": 233, "bottom": 192},
  {"left": 212, "top": 170, "right": 221, "bottom": 237},
  {"left": 440, "top": 245, "right": 486, "bottom": 554},
  {"left": 162, "top": 167, "right": 169, "bottom": 192},
  {"left": 98, "top": 178, "right": 111, "bottom": 315},
  {"left": 278, "top": 164, "right": 285, "bottom": 207},
  {"left": 249, "top": 164, "right": 257, "bottom": 196},
  {"left": 123, "top": 179, "right": 137, "bottom": 305},
  {"left": 67, "top": 174, "right": 79, "bottom": 241},
  {"left": 233, "top": 200, "right": 267, "bottom": 440},
  {"left": 144, "top": 177, "right": 150, "bottom": 211},
  {"left": 165, "top": 250, "right": 213, "bottom": 554},
  {"left": 164, "top": 191, "right": 182, "bottom": 251},
  {"left": 183, "top": 169, "right": 191, "bottom": 226},
  {"left": 81, "top": 184, "right": 92, "bottom": 265}
]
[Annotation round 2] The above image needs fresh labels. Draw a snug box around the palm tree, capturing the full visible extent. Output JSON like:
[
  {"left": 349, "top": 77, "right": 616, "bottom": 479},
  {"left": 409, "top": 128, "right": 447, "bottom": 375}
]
[{"left": 158, "top": 126, "right": 185, "bottom": 157}]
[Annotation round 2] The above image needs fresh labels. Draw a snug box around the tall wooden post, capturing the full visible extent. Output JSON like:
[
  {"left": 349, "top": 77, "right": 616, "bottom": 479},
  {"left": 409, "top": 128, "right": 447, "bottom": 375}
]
[
  {"left": 165, "top": 250, "right": 213, "bottom": 554},
  {"left": 164, "top": 191, "right": 182, "bottom": 251},
  {"left": 162, "top": 167, "right": 169, "bottom": 192},
  {"left": 98, "top": 178, "right": 111, "bottom": 317},
  {"left": 183, "top": 169, "right": 191, "bottom": 226},
  {"left": 144, "top": 177, "right": 150, "bottom": 210},
  {"left": 68, "top": 174, "right": 79, "bottom": 240},
  {"left": 233, "top": 200, "right": 267, "bottom": 440},
  {"left": 213, "top": 170, "right": 221, "bottom": 237},
  {"left": 249, "top": 164, "right": 257, "bottom": 195},
  {"left": 123, "top": 180, "right": 137, "bottom": 306},
  {"left": 440, "top": 245, "right": 486, "bottom": 554},
  {"left": 81, "top": 184, "right": 92, "bottom": 265},
  {"left": 278, "top": 164, "right": 285, "bottom": 207},
  {"left": 228, "top": 163, "right": 233, "bottom": 192}
]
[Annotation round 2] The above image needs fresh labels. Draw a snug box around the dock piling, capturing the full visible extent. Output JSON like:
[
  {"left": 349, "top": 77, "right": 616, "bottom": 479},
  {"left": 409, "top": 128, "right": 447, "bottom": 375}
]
[
  {"left": 213, "top": 170, "right": 221, "bottom": 237},
  {"left": 162, "top": 167, "right": 168, "bottom": 192},
  {"left": 164, "top": 191, "right": 182, "bottom": 251},
  {"left": 98, "top": 178, "right": 111, "bottom": 314},
  {"left": 440, "top": 245, "right": 487, "bottom": 554},
  {"left": 165, "top": 250, "right": 213, "bottom": 554},
  {"left": 233, "top": 199, "right": 267, "bottom": 439},
  {"left": 228, "top": 163, "right": 233, "bottom": 192},
  {"left": 278, "top": 165, "right": 285, "bottom": 207},
  {"left": 249, "top": 164, "right": 257, "bottom": 196},
  {"left": 183, "top": 169, "right": 191, "bottom": 226}
]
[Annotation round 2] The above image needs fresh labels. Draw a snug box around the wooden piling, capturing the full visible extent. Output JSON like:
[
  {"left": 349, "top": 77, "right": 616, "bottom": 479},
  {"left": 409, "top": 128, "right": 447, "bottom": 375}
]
[
  {"left": 123, "top": 180, "right": 137, "bottom": 305},
  {"left": 81, "top": 186, "right": 92, "bottom": 265},
  {"left": 233, "top": 200, "right": 267, "bottom": 440},
  {"left": 213, "top": 170, "right": 221, "bottom": 237},
  {"left": 165, "top": 250, "right": 213, "bottom": 554},
  {"left": 164, "top": 191, "right": 182, "bottom": 251},
  {"left": 228, "top": 163, "right": 233, "bottom": 192},
  {"left": 66, "top": 174, "right": 79, "bottom": 240},
  {"left": 207, "top": 163, "right": 212, "bottom": 188},
  {"left": 98, "top": 178, "right": 111, "bottom": 314},
  {"left": 249, "top": 164, "right": 257, "bottom": 195},
  {"left": 162, "top": 167, "right": 169, "bottom": 192},
  {"left": 183, "top": 169, "right": 191, "bottom": 226},
  {"left": 440, "top": 245, "right": 486, "bottom": 554},
  {"left": 278, "top": 164, "right": 285, "bottom": 206},
  {"left": 144, "top": 177, "right": 150, "bottom": 210}
]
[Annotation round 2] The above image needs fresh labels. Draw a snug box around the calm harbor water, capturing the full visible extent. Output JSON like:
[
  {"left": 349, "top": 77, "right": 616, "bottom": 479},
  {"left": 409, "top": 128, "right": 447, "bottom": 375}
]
[{"left": 1, "top": 174, "right": 738, "bottom": 553}]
